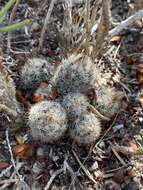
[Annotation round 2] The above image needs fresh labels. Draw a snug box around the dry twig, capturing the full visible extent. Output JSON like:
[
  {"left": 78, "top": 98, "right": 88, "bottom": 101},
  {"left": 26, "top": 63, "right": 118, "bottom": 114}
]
[
  {"left": 7, "top": 0, "right": 26, "bottom": 53},
  {"left": 88, "top": 104, "right": 110, "bottom": 121},
  {"left": 44, "top": 168, "right": 64, "bottom": 190},
  {"left": 85, "top": 0, "right": 91, "bottom": 56},
  {"left": 92, "top": 0, "right": 110, "bottom": 58},
  {"left": 64, "top": 160, "right": 84, "bottom": 190},
  {"left": 6, "top": 129, "right": 30, "bottom": 190},
  {"left": 72, "top": 150, "right": 97, "bottom": 184},
  {"left": 108, "top": 141, "right": 126, "bottom": 166},
  {"left": 38, "top": 0, "right": 57, "bottom": 50},
  {"left": 109, "top": 9, "right": 143, "bottom": 38}
]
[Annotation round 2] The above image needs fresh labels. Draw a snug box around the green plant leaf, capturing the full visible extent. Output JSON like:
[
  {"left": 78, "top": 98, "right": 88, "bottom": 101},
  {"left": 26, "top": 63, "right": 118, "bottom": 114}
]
[
  {"left": 0, "top": 0, "right": 16, "bottom": 23},
  {"left": 0, "top": 19, "right": 32, "bottom": 33}
]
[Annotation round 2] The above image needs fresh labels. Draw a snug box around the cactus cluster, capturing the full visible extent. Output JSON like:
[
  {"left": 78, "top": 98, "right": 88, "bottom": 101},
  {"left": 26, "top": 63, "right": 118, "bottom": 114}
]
[
  {"left": 24, "top": 54, "right": 124, "bottom": 145},
  {"left": 28, "top": 101, "right": 67, "bottom": 143},
  {"left": 20, "top": 58, "right": 55, "bottom": 91},
  {"left": 61, "top": 92, "right": 101, "bottom": 144},
  {"left": 19, "top": 54, "right": 123, "bottom": 145},
  {"left": 0, "top": 63, "right": 19, "bottom": 126}
]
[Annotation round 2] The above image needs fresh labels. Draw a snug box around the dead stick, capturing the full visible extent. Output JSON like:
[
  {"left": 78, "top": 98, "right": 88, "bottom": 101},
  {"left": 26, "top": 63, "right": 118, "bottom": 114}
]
[
  {"left": 38, "top": 0, "right": 57, "bottom": 50},
  {"left": 108, "top": 9, "right": 143, "bottom": 38},
  {"left": 108, "top": 141, "right": 126, "bottom": 166},
  {"left": 72, "top": 150, "right": 97, "bottom": 184},
  {"left": 44, "top": 168, "right": 64, "bottom": 190}
]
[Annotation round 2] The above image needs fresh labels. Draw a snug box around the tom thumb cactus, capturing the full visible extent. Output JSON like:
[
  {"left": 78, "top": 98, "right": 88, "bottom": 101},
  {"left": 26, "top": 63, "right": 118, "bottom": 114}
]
[
  {"left": 20, "top": 58, "right": 55, "bottom": 91},
  {"left": 28, "top": 101, "right": 67, "bottom": 143},
  {"left": 70, "top": 112, "right": 101, "bottom": 145},
  {"left": 94, "top": 86, "right": 124, "bottom": 118}
]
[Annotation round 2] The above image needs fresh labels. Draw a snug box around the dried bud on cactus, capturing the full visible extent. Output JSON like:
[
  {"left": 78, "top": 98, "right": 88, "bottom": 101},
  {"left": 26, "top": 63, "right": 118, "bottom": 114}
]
[
  {"left": 62, "top": 92, "right": 89, "bottom": 119},
  {"left": 20, "top": 58, "right": 55, "bottom": 91},
  {"left": 0, "top": 63, "right": 19, "bottom": 125},
  {"left": 95, "top": 86, "right": 123, "bottom": 118},
  {"left": 28, "top": 101, "right": 67, "bottom": 143},
  {"left": 53, "top": 54, "right": 102, "bottom": 95},
  {"left": 70, "top": 112, "right": 101, "bottom": 145}
]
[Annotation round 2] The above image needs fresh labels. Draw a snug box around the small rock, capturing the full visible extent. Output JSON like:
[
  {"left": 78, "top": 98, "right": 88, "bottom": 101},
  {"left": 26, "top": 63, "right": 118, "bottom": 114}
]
[
  {"left": 104, "top": 180, "right": 121, "bottom": 190},
  {"left": 123, "top": 182, "right": 139, "bottom": 190}
]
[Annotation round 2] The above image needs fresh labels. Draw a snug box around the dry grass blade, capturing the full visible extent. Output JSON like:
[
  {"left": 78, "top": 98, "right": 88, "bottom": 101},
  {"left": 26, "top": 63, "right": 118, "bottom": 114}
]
[
  {"left": 44, "top": 168, "right": 64, "bottom": 190},
  {"left": 0, "top": 179, "right": 19, "bottom": 185},
  {"left": 108, "top": 141, "right": 126, "bottom": 166},
  {"left": 64, "top": 160, "right": 84, "bottom": 190},
  {"left": 91, "top": 0, "right": 110, "bottom": 58},
  {"left": 72, "top": 150, "right": 97, "bottom": 184},
  {"left": 88, "top": 104, "right": 110, "bottom": 121},
  {"left": 7, "top": 0, "right": 21, "bottom": 52},
  {"left": 85, "top": 0, "right": 91, "bottom": 56},
  {"left": 39, "top": 0, "right": 57, "bottom": 50}
]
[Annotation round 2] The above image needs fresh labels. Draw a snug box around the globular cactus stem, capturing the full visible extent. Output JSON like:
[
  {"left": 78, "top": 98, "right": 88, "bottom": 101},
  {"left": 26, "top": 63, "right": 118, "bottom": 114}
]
[
  {"left": 62, "top": 92, "right": 89, "bottom": 119},
  {"left": 28, "top": 101, "right": 68, "bottom": 143},
  {"left": 20, "top": 58, "right": 55, "bottom": 91},
  {"left": 94, "top": 86, "right": 124, "bottom": 118},
  {"left": 70, "top": 111, "right": 101, "bottom": 145},
  {"left": 51, "top": 54, "right": 103, "bottom": 96}
]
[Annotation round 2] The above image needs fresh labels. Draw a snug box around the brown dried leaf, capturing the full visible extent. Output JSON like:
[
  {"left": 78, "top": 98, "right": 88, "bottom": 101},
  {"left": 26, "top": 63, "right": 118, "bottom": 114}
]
[
  {"left": 13, "top": 144, "right": 33, "bottom": 159},
  {"left": 110, "top": 35, "right": 122, "bottom": 44},
  {"left": 16, "top": 90, "right": 31, "bottom": 108},
  {"left": 0, "top": 162, "right": 10, "bottom": 170},
  {"left": 121, "top": 100, "right": 128, "bottom": 109},
  {"left": 138, "top": 73, "right": 143, "bottom": 84},
  {"left": 129, "top": 142, "right": 139, "bottom": 153},
  {"left": 113, "top": 142, "right": 139, "bottom": 156},
  {"left": 137, "top": 64, "right": 143, "bottom": 73},
  {"left": 32, "top": 95, "right": 46, "bottom": 103},
  {"left": 138, "top": 64, "right": 143, "bottom": 84},
  {"left": 113, "top": 168, "right": 125, "bottom": 184}
]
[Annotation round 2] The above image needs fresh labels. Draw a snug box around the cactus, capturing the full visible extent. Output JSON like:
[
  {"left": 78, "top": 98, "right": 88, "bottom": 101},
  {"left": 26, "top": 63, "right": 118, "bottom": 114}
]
[
  {"left": 62, "top": 92, "right": 89, "bottom": 119},
  {"left": 70, "top": 112, "right": 101, "bottom": 145},
  {"left": 94, "top": 86, "right": 123, "bottom": 118},
  {"left": 28, "top": 101, "right": 67, "bottom": 143},
  {"left": 52, "top": 54, "right": 102, "bottom": 96},
  {"left": 20, "top": 58, "right": 55, "bottom": 91},
  {"left": 0, "top": 63, "right": 19, "bottom": 126}
]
